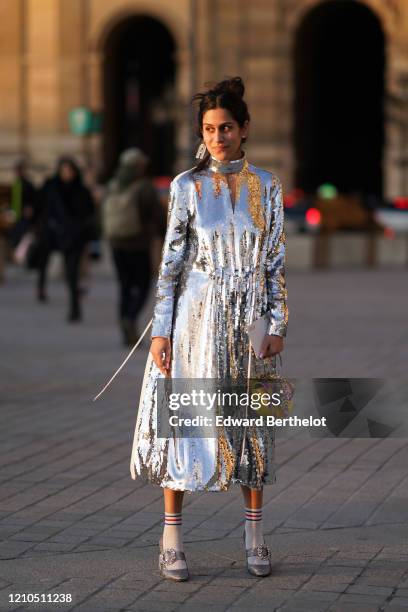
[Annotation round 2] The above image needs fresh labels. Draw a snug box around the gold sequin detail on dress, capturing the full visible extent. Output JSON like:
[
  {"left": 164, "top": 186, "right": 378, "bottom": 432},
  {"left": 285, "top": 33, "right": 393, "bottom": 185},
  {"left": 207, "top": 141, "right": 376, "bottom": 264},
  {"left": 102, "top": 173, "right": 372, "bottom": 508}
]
[
  {"left": 212, "top": 173, "right": 228, "bottom": 199},
  {"left": 194, "top": 178, "right": 202, "bottom": 199},
  {"left": 231, "top": 160, "right": 265, "bottom": 232}
]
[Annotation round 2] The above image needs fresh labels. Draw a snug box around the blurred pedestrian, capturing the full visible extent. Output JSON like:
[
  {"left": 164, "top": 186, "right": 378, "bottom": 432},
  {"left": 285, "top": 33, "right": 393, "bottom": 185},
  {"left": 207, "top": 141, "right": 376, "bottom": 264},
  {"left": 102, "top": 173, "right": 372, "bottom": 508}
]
[
  {"left": 36, "top": 157, "right": 96, "bottom": 321},
  {"left": 10, "top": 159, "right": 38, "bottom": 248},
  {"left": 103, "top": 148, "right": 166, "bottom": 347}
]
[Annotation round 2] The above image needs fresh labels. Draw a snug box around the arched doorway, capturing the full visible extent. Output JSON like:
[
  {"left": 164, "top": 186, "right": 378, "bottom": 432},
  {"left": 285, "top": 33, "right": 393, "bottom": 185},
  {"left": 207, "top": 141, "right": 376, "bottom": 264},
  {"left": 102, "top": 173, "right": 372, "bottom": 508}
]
[
  {"left": 102, "top": 15, "right": 176, "bottom": 179},
  {"left": 294, "top": 0, "right": 385, "bottom": 196}
]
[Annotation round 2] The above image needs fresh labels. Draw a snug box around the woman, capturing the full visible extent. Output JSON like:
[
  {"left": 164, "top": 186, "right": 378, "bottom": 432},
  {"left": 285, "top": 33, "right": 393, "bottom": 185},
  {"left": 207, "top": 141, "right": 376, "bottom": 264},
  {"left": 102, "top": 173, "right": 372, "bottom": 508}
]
[
  {"left": 130, "top": 77, "right": 288, "bottom": 580},
  {"left": 36, "top": 157, "right": 95, "bottom": 321}
]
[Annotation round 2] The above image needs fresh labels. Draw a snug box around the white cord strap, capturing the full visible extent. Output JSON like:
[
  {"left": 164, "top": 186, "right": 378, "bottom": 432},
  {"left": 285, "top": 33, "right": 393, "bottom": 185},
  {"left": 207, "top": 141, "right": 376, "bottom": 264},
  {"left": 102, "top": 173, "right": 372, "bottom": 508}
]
[
  {"left": 93, "top": 318, "right": 153, "bottom": 401},
  {"left": 240, "top": 340, "right": 252, "bottom": 464}
]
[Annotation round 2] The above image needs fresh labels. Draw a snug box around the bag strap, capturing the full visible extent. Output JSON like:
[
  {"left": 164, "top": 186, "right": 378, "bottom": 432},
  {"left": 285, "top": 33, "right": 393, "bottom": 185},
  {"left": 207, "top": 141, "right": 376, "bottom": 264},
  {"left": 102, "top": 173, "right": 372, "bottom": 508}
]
[
  {"left": 240, "top": 340, "right": 252, "bottom": 463},
  {"left": 240, "top": 342, "right": 283, "bottom": 464},
  {"left": 93, "top": 317, "right": 153, "bottom": 401},
  {"left": 240, "top": 228, "right": 267, "bottom": 462}
]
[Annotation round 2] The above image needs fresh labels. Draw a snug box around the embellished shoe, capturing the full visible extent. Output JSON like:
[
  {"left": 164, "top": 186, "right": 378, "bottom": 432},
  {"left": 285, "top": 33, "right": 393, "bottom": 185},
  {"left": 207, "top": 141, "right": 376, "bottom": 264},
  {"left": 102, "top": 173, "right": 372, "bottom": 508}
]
[
  {"left": 243, "top": 531, "right": 272, "bottom": 577},
  {"left": 159, "top": 536, "right": 189, "bottom": 582}
]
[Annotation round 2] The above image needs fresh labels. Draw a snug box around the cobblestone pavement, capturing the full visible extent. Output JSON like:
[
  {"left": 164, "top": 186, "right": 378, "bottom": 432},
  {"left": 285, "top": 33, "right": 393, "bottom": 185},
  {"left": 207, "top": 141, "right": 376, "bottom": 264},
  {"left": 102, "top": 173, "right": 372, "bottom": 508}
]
[{"left": 0, "top": 261, "right": 407, "bottom": 612}]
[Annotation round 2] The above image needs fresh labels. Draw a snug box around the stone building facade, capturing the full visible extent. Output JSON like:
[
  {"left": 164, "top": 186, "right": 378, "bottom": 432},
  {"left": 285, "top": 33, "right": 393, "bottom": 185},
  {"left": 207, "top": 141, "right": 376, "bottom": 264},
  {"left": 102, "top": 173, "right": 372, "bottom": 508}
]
[{"left": 0, "top": 0, "right": 407, "bottom": 197}]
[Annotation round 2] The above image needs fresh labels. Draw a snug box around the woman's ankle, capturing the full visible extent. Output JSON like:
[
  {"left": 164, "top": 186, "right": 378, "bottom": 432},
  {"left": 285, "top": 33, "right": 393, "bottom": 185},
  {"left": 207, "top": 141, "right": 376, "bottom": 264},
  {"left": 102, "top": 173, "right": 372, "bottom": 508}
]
[
  {"left": 244, "top": 507, "right": 265, "bottom": 547},
  {"left": 163, "top": 512, "right": 184, "bottom": 551}
]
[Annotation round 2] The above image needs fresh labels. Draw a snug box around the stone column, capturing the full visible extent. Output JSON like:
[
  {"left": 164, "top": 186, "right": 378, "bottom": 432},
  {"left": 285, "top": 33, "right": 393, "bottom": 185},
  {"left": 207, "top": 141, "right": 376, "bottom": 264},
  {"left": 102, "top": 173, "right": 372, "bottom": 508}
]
[
  {"left": 242, "top": 0, "right": 293, "bottom": 186},
  {"left": 25, "top": 0, "right": 61, "bottom": 168},
  {"left": 0, "top": 0, "right": 25, "bottom": 179}
]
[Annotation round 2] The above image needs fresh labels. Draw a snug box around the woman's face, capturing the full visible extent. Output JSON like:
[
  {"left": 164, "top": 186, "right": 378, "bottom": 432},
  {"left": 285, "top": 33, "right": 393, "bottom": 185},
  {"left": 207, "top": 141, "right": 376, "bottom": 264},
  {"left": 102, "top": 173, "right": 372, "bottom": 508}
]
[
  {"left": 202, "top": 108, "right": 248, "bottom": 162},
  {"left": 59, "top": 162, "right": 76, "bottom": 183}
]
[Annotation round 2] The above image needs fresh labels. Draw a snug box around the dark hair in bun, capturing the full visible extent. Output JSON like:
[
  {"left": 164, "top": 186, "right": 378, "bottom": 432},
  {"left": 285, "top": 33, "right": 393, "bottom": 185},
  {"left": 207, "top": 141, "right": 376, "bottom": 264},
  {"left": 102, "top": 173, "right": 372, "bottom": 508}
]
[{"left": 192, "top": 76, "right": 250, "bottom": 172}]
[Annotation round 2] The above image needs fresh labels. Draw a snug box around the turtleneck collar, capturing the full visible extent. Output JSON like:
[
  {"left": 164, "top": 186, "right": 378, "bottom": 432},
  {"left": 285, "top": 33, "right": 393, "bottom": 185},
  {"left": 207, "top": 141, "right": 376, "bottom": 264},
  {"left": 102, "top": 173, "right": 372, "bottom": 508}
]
[{"left": 208, "top": 152, "right": 246, "bottom": 174}]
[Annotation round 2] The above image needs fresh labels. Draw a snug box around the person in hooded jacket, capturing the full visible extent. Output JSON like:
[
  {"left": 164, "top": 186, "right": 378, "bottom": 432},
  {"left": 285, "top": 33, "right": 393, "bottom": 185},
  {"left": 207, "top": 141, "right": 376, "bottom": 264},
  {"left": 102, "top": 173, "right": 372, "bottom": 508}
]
[
  {"left": 103, "top": 148, "right": 166, "bottom": 346},
  {"left": 36, "top": 157, "right": 96, "bottom": 321}
]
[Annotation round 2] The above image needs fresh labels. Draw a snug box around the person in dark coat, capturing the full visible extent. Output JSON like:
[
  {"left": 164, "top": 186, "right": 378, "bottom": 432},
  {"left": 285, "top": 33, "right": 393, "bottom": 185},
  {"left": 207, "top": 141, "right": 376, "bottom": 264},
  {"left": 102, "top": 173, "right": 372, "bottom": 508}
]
[{"left": 36, "top": 157, "right": 96, "bottom": 321}]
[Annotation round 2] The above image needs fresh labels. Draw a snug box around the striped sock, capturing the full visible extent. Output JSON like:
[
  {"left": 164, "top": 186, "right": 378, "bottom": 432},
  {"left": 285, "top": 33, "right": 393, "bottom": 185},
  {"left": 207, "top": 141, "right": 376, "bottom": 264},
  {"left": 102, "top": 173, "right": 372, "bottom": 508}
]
[
  {"left": 163, "top": 512, "right": 183, "bottom": 558},
  {"left": 245, "top": 507, "right": 267, "bottom": 561},
  {"left": 164, "top": 511, "right": 182, "bottom": 527},
  {"left": 245, "top": 507, "right": 262, "bottom": 522}
]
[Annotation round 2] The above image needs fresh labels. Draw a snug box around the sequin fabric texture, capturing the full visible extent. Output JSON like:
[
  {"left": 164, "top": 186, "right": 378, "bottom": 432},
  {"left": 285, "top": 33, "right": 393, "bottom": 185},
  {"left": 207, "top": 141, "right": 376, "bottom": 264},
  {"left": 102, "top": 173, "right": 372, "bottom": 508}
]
[{"left": 130, "top": 156, "right": 288, "bottom": 491}]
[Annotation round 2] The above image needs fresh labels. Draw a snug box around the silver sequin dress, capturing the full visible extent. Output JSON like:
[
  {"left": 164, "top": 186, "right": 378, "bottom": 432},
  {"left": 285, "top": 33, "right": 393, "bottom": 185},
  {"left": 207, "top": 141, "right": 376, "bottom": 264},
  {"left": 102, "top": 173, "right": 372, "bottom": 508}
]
[{"left": 130, "top": 154, "right": 288, "bottom": 491}]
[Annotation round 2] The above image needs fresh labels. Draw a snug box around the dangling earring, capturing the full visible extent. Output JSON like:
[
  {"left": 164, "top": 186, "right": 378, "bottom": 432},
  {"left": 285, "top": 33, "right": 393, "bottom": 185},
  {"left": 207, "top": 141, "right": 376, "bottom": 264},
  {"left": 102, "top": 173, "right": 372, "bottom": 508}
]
[{"left": 195, "top": 142, "right": 207, "bottom": 160}]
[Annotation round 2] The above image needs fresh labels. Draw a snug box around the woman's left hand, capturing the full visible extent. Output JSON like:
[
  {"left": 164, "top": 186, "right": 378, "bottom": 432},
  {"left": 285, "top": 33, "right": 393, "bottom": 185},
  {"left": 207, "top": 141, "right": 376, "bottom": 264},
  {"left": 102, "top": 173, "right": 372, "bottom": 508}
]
[{"left": 259, "top": 334, "right": 284, "bottom": 358}]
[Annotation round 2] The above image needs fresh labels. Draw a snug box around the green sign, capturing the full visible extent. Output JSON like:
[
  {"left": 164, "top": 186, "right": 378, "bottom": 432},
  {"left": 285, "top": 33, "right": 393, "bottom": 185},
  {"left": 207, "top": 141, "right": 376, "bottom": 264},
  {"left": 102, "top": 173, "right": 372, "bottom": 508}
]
[
  {"left": 68, "top": 108, "right": 103, "bottom": 135},
  {"left": 69, "top": 107, "right": 92, "bottom": 135}
]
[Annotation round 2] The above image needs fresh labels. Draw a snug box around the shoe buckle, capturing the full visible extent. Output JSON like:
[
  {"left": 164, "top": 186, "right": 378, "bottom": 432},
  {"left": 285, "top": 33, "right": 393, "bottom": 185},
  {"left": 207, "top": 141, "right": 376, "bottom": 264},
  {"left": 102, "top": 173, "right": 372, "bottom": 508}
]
[
  {"left": 160, "top": 548, "right": 177, "bottom": 567},
  {"left": 256, "top": 544, "right": 270, "bottom": 560}
]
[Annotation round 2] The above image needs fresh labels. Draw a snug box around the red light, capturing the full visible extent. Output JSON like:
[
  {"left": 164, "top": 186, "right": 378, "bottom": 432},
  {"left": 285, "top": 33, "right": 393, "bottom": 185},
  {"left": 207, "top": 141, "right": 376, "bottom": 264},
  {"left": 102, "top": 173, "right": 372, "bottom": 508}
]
[
  {"left": 306, "top": 208, "right": 321, "bottom": 226},
  {"left": 284, "top": 194, "right": 296, "bottom": 208},
  {"left": 394, "top": 197, "right": 408, "bottom": 209},
  {"left": 284, "top": 188, "right": 306, "bottom": 208}
]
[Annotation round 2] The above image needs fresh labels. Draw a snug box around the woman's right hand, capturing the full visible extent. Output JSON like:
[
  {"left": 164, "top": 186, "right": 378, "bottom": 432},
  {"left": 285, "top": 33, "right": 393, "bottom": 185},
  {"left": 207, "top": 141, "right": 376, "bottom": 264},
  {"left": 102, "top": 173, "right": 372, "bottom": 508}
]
[{"left": 150, "top": 336, "right": 172, "bottom": 377}]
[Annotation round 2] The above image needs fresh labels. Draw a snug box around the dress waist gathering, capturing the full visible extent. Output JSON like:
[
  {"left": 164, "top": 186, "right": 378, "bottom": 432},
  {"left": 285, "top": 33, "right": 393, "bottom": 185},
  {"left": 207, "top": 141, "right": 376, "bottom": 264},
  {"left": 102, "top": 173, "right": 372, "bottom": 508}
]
[{"left": 190, "top": 264, "right": 258, "bottom": 282}]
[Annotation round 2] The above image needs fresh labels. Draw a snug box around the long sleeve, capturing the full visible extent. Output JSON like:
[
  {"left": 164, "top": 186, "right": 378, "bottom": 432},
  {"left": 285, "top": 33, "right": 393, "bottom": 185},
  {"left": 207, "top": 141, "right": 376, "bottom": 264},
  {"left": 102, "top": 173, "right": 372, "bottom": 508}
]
[
  {"left": 265, "top": 177, "right": 288, "bottom": 337},
  {"left": 151, "top": 177, "right": 189, "bottom": 338}
]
